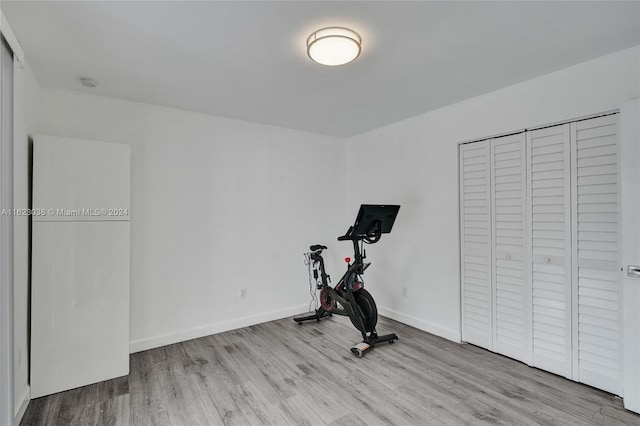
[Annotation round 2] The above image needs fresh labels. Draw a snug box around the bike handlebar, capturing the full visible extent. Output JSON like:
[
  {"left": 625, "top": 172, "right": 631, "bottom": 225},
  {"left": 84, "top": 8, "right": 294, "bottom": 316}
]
[{"left": 337, "top": 226, "right": 354, "bottom": 241}]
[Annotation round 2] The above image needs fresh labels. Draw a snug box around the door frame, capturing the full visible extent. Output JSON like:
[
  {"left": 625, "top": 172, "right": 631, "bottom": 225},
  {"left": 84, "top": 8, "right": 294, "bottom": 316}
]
[
  {"left": 621, "top": 99, "right": 640, "bottom": 413},
  {"left": 0, "top": 12, "right": 25, "bottom": 425},
  {"left": 0, "top": 33, "right": 15, "bottom": 426}
]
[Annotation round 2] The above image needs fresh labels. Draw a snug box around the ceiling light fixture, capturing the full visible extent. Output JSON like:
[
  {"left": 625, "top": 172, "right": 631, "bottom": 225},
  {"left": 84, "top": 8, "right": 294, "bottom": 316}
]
[{"left": 307, "top": 27, "right": 361, "bottom": 66}]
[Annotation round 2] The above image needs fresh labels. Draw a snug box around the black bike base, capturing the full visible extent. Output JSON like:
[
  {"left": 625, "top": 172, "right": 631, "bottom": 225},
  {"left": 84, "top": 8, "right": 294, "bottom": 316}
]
[
  {"left": 369, "top": 332, "right": 399, "bottom": 345},
  {"left": 351, "top": 333, "right": 398, "bottom": 357},
  {"left": 294, "top": 309, "right": 331, "bottom": 323}
]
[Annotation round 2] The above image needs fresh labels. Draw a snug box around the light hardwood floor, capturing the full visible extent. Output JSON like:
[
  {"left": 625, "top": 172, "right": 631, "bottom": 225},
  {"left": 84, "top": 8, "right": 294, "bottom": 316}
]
[{"left": 21, "top": 315, "right": 640, "bottom": 425}]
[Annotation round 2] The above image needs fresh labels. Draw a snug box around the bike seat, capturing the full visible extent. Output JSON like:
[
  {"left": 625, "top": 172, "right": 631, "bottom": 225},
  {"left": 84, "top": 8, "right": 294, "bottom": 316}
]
[{"left": 310, "top": 244, "right": 327, "bottom": 252}]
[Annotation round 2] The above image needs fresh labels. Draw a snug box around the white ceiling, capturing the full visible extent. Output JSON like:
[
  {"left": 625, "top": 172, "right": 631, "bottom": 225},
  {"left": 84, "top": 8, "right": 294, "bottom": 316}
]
[{"left": 3, "top": 1, "right": 639, "bottom": 137}]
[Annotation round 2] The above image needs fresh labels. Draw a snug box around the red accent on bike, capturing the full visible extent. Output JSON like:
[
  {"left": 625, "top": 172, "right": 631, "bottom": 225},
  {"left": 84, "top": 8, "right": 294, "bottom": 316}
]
[{"left": 345, "top": 257, "right": 351, "bottom": 263}]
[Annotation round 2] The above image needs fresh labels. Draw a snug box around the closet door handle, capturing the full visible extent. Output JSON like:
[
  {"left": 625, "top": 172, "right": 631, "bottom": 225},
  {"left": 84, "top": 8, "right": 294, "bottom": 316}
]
[
  {"left": 545, "top": 257, "right": 551, "bottom": 263},
  {"left": 628, "top": 265, "right": 640, "bottom": 278},
  {"left": 505, "top": 253, "right": 511, "bottom": 260}
]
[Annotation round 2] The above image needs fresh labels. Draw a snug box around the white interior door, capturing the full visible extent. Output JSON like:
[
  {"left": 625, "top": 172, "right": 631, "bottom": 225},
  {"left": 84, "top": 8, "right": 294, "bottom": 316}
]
[
  {"left": 460, "top": 140, "right": 493, "bottom": 351},
  {"left": 491, "top": 133, "right": 530, "bottom": 364},
  {"left": 571, "top": 114, "right": 622, "bottom": 395},
  {"left": 527, "top": 124, "right": 573, "bottom": 378},
  {"left": 30, "top": 135, "right": 130, "bottom": 398}
]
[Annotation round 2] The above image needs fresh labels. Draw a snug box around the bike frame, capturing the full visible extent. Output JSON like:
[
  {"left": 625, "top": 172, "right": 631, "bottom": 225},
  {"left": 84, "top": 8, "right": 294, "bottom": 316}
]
[{"left": 309, "top": 241, "right": 372, "bottom": 342}]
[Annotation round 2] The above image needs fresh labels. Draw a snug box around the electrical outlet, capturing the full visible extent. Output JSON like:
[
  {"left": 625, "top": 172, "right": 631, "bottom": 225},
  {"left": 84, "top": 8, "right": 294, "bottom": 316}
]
[
  {"left": 402, "top": 286, "right": 408, "bottom": 297},
  {"left": 240, "top": 288, "right": 247, "bottom": 299}
]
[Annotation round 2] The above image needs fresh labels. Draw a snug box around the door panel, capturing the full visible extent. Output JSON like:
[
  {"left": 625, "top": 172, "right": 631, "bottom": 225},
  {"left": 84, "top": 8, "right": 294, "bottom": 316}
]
[
  {"left": 491, "top": 134, "right": 529, "bottom": 363},
  {"left": 571, "top": 114, "right": 622, "bottom": 395},
  {"left": 527, "top": 124, "right": 572, "bottom": 378},
  {"left": 460, "top": 141, "right": 492, "bottom": 350}
]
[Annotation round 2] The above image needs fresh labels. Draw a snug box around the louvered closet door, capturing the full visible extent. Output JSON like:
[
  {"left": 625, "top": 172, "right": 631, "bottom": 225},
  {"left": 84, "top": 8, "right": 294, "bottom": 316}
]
[
  {"left": 491, "top": 134, "right": 530, "bottom": 363},
  {"left": 460, "top": 141, "right": 493, "bottom": 350},
  {"left": 571, "top": 114, "right": 622, "bottom": 395},
  {"left": 527, "top": 124, "right": 572, "bottom": 378}
]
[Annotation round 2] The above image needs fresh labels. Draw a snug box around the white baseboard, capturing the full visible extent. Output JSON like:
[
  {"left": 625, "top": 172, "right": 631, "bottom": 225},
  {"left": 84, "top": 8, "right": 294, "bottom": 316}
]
[
  {"left": 378, "top": 306, "right": 461, "bottom": 343},
  {"left": 14, "top": 385, "right": 29, "bottom": 426},
  {"left": 130, "top": 304, "right": 308, "bottom": 353}
]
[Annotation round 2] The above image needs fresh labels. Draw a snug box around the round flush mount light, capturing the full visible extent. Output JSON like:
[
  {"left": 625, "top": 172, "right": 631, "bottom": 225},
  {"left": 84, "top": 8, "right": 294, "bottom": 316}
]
[
  {"left": 79, "top": 77, "right": 98, "bottom": 88},
  {"left": 307, "top": 27, "right": 361, "bottom": 66}
]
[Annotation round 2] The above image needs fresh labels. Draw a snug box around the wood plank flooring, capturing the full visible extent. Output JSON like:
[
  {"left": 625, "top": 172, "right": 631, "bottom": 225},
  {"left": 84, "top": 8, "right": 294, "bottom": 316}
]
[{"left": 21, "top": 315, "right": 640, "bottom": 425}]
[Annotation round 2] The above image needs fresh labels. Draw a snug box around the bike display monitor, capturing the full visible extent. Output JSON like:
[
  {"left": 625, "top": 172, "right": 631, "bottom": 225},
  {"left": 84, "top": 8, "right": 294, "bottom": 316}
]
[{"left": 351, "top": 204, "right": 400, "bottom": 237}]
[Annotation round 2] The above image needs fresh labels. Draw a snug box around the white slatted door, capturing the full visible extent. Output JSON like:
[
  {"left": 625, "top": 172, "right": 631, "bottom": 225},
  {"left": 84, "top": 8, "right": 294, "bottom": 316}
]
[
  {"left": 571, "top": 114, "right": 622, "bottom": 395},
  {"left": 460, "top": 141, "right": 493, "bottom": 350},
  {"left": 491, "top": 134, "right": 530, "bottom": 363},
  {"left": 527, "top": 124, "right": 573, "bottom": 378}
]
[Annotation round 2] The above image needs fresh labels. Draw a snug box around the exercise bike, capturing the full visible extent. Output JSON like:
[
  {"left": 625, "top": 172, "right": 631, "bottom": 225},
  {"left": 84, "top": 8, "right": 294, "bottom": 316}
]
[{"left": 294, "top": 204, "right": 400, "bottom": 357}]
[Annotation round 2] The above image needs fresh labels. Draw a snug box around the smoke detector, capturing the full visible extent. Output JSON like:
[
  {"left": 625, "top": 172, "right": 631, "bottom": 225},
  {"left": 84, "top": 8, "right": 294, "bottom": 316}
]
[{"left": 79, "top": 77, "right": 98, "bottom": 88}]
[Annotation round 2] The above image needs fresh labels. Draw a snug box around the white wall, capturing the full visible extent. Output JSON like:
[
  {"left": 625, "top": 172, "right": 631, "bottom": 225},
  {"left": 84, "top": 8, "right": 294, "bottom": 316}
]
[
  {"left": 346, "top": 46, "right": 640, "bottom": 342},
  {"left": 13, "top": 60, "right": 38, "bottom": 422},
  {"left": 36, "top": 89, "right": 348, "bottom": 353}
]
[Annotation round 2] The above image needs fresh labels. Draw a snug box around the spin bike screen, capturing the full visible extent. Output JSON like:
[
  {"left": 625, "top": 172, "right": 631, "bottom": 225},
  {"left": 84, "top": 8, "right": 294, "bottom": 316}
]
[{"left": 351, "top": 204, "right": 400, "bottom": 238}]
